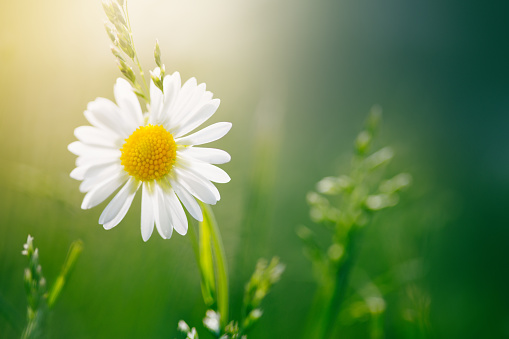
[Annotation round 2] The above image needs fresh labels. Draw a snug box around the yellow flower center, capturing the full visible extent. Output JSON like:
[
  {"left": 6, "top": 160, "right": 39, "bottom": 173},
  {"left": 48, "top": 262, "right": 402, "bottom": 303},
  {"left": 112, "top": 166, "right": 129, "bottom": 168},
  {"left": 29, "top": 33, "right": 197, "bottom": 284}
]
[{"left": 120, "top": 124, "right": 177, "bottom": 181}]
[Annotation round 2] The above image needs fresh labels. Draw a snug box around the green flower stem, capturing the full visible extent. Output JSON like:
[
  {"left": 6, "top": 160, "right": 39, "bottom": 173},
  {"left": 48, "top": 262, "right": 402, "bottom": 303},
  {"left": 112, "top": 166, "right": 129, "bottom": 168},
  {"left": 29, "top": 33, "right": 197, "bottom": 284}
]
[
  {"left": 370, "top": 311, "right": 385, "bottom": 339},
  {"left": 21, "top": 307, "right": 46, "bottom": 339},
  {"left": 318, "top": 227, "right": 363, "bottom": 339},
  {"left": 309, "top": 154, "right": 370, "bottom": 338},
  {"left": 199, "top": 203, "right": 229, "bottom": 330}
]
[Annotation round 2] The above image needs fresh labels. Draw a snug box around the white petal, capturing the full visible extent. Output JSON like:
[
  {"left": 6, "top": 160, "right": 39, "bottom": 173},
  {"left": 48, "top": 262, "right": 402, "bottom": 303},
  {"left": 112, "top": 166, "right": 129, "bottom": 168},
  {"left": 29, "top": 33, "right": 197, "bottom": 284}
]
[
  {"left": 82, "top": 160, "right": 121, "bottom": 179},
  {"left": 70, "top": 166, "right": 87, "bottom": 180},
  {"left": 81, "top": 171, "right": 128, "bottom": 209},
  {"left": 141, "top": 181, "right": 155, "bottom": 242},
  {"left": 165, "top": 187, "right": 188, "bottom": 235},
  {"left": 170, "top": 82, "right": 206, "bottom": 129},
  {"left": 68, "top": 141, "right": 120, "bottom": 158},
  {"left": 178, "top": 147, "right": 231, "bottom": 164},
  {"left": 67, "top": 141, "right": 87, "bottom": 156},
  {"left": 188, "top": 162, "right": 230, "bottom": 184},
  {"left": 72, "top": 160, "right": 120, "bottom": 181},
  {"left": 76, "top": 156, "right": 119, "bottom": 169},
  {"left": 176, "top": 122, "right": 232, "bottom": 146},
  {"left": 173, "top": 167, "right": 219, "bottom": 205},
  {"left": 158, "top": 72, "right": 181, "bottom": 125},
  {"left": 114, "top": 78, "right": 144, "bottom": 129},
  {"left": 170, "top": 179, "right": 203, "bottom": 221},
  {"left": 99, "top": 178, "right": 140, "bottom": 229},
  {"left": 85, "top": 98, "right": 130, "bottom": 138},
  {"left": 154, "top": 184, "right": 174, "bottom": 239},
  {"left": 74, "top": 126, "right": 121, "bottom": 148},
  {"left": 164, "top": 77, "right": 197, "bottom": 127},
  {"left": 173, "top": 78, "right": 198, "bottom": 113},
  {"left": 174, "top": 99, "right": 220, "bottom": 138},
  {"left": 79, "top": 164, "right": 123, "bottom": 193}
]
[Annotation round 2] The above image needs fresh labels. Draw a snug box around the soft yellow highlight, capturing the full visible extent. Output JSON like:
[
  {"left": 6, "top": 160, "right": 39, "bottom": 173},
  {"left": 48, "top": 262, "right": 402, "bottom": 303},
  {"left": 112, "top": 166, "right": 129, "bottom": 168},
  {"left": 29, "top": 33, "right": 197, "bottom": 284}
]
[{"left": 120, "top": 124, "right": 177, "bottom": 181}]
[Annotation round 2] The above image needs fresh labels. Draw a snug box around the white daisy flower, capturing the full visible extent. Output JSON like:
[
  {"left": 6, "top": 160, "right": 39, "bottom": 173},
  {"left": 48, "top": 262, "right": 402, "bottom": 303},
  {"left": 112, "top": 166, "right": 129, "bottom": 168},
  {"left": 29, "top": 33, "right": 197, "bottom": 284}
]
[{"left": 68, "top": 71, "right": 231, "bottom": 241}]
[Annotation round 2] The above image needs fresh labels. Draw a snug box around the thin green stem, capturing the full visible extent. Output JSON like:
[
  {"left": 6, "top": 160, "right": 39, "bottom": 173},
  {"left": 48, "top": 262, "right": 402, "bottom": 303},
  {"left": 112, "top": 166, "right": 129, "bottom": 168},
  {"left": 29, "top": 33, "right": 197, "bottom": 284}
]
[
  {"left": 21, "top": 302, "right": 47, "bottom": 339},
  {"left": 323, "top": 227, "right": 363, "bottom": 338}
]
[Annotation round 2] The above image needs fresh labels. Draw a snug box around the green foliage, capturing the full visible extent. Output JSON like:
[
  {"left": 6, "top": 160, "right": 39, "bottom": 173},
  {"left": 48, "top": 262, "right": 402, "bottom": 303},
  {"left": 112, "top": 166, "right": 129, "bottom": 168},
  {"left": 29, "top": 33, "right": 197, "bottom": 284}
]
[
  {"left": 190, "top": 202, "right": 285, "bottom": 338},
  {"left": 198, "top": 203, "right": 229, "bottom": 330},
  {"left": 21, "top": 236, "right": 47, "bottom": 339},
  {"left": 18, "top": 235, "right": 83, "bottom": 339},
  {"left": 300, "top": 106, "right": 411, "bottom": 338},
  {"left": 46, "top": 240, "right": 83, "bottom": 309},
  {"left": 241, "top": 258, "right": 285, "bottom": 333}
]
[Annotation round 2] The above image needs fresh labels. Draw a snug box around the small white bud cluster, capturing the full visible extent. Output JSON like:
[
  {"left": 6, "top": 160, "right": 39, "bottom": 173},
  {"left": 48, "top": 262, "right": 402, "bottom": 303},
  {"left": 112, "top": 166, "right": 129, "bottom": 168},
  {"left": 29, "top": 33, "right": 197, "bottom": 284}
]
[
  {"left": 306, "top": 191, "right": 341, "bottom": 223},
  {"left": 21, "top": 234, "right": 34, "bottom": 256},
  {"left": 21, "top": 234, "right": 47, "bottom": 321},
  {"left": 317, "top": 175, "right": 354, "bottom": 195},
  {"left": 355, "top": 104, "right": 382, "bottom": 155},
  {"left": 241, "top": 257, "right": 285, "bottom": 332},
  {"left": 203, "top": 309, "right": 220, "bottom": 335},
  {"left": 177, "top": 320, "right": 198, "bottom": 339}
]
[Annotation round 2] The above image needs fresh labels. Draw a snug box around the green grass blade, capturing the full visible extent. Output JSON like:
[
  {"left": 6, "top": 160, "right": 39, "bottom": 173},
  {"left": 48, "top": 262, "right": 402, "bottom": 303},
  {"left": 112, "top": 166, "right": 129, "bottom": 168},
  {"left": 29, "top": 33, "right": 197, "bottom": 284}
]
[
  {"left": 47, "top": 240, "right": 83, "bottom": 309},
  {"left": 201, "top": 202, "right": 229, "bottom": 329},
  {"left": 199, "top": 210, "right": 216, "bottom": 306}
]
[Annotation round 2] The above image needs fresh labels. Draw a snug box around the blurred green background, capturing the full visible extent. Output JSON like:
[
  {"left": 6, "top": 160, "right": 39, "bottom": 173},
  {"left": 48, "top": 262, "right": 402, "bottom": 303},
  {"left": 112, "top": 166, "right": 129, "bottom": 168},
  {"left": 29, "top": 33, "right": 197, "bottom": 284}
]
[{"left": 1, "top": 0, "right": 508, "bottom": 338}]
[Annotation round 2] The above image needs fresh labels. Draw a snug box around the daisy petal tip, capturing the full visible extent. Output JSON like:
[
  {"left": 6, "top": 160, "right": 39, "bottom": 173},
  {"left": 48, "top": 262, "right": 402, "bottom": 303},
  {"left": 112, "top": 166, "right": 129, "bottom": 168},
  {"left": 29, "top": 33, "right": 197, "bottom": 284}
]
[
  {"left": 70, "top": 167, "right": 83, "bottom": 180},
  {"left": 102, "top": 219, "right": 120, "bottom": 230},
  {"left": 86, "top": 97, "right": 106, "bottom": 111},
  {"left": 73, "top": 127, "right": 81, "bottom": 138},
  {"left": 67, "top": 141, "right": 80, "bottom": 155},
  {"left": 142, "top": 232, "right": 151, "bottom": 242},
  {"left": 221, "top": 122, "right": 233, "bottom": 135},
  {"left": 115, "top": 77, "right": 130, "bottom": 87},
  {"left": 158, "top": 229, "right": 173, "bottom": 240}
]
